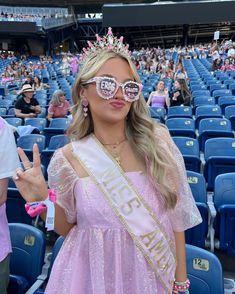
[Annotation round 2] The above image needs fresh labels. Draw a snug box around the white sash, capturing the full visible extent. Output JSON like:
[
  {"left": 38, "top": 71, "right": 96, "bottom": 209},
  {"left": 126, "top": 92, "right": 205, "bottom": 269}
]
[{"left": 72, "top": 134, "right": 176, "bottom": 293}]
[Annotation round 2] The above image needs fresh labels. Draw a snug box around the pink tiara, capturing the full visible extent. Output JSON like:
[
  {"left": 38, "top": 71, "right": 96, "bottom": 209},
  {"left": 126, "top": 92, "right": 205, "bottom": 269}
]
[{"left": 79, "top": 27, "right": 131, "bottom": 64}]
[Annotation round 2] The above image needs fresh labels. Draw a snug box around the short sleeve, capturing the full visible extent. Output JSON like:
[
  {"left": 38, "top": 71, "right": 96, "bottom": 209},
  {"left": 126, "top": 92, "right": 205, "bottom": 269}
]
[
  {"left": 47, "top": 104, "right": 55, "bottom": 114},
  {"left": 155, "top": 125, "right": 202, "bottom": 232},
  {"left": 48, "top": 148, "right": 78, "bottom": 224},
  {"left": 0, "top": 118, "right": 21, "bottom": 179}
]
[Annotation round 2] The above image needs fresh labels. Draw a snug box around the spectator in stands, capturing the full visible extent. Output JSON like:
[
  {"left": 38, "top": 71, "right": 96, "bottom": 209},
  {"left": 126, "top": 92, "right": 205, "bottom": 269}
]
[
  {"left": 0, "top": 117, "right": 20, "bottom": 294},
  {"left": 13, "top": 28, "right": 201, "bottom": 294},
  {"left": 147, "top": 80, "right": 170, "bottom": 108},
  {"left": 170, "top": 79, "right": 191, "bottom": 106},
  {"left": 47, "top": 90, "right": 70, "bottom": 121},
  {"left": 23, "top": 74, "right": 34, "bottom": 86},
  {"left": 220, "top": 58, "right": 235, "bottom": 72},
  {"left": 14, "top": 84, "right": 41, "bottom": 118},
  {"left": 32, "top": 76, "right": 49, "bottom": 91},
  {"left": 174, "top": 63, "right": 188, "bottom": 80},
  {"left": 212, "top": 58, "right": 222, "bottom": 71}
]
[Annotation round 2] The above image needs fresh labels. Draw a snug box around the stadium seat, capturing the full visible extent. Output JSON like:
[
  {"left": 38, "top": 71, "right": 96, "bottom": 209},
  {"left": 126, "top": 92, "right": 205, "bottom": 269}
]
[
  {"left": 213, "top": 89, "right": 232, "bottom": 103},
  {"left": 173, "top": 137, "right": 201, "bottom": 172},
  {"left": 0, "top": 107, "right": 7, "bottom": 115},
  {"left": 192, "top": 90, "right": 210, "bottom": 98},
  {"left": 8, "top": 223, "right": 46, "bottom": 294},
  {"left": 198, "top": 118, "right": 234, "bottom": 151},
  {"left": 185, "top": 171, "right": 208, "bottom": 247},
  {"left": 229, "top": 83, "right": 235, "bottom": 95},
  {"left": 41, "top": 134, "right": 69, "bottom": 178},
  {"left": 214, "top": 173, "right": 235, "bottom": 256},
  {"left": 24, "top": 118, "right": 47, "bottom": 132},
  {"left": 204, "top": 138, "right": 235, "bottom": 190},
  {"left": 186, "top": 244, "right": 224, "bottom": 294},
  {"left": 149, "top": 107, "right": 166, "bottom": 122},
  {"left": 195, "top": 105, "right": 222, "bottom": 128},
  {"left": 224, "top": 105, "right": 235, "bottom": 130},
  {"left": 167, "top": 106, "right": 192, "bottom": 118},
  {"left": 166, "top": 118, "right": 195, "bottom": 138},
  {"left": 31, "top": 236, "right": 65, "bottom": 294},
  {"left": 43, "top": 118, "right": 70, "bottom": 146},
  {"left": 17, "top": 134, "right": 46, "bottom": 161},
  {"left": 193, "top": 96, "right": 215, "bottom": 108},
  {"left": 5, "top": 117, "right": 23, "bottom": 127},
  {"left": 218, "top": 96, "right": 235, "bottom": 114}
]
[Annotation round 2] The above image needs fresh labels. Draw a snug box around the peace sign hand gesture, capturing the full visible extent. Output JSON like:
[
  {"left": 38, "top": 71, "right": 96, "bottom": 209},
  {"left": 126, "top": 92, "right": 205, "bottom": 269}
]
[{"left": 13, "top": 144, "right": 48, "bottom": 203}]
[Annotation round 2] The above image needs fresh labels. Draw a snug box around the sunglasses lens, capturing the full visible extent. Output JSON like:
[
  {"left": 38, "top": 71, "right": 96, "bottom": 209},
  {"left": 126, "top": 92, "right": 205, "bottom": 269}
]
[
  {"left": 98, "top": 77, "right": 117, "bottom": 99},
  {"left": 124, "top": 82, "right": 141, "bottom": 101}
]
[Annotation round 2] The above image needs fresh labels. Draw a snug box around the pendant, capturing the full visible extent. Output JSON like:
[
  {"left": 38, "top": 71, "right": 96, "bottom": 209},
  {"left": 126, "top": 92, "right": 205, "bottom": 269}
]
[{"left": 115, "top": 157, "right": 121, "bottom": 165}]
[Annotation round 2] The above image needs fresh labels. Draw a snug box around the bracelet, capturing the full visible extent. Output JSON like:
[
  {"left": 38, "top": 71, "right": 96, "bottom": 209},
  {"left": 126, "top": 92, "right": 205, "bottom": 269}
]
[
  {"left": 25, "top": 189, "right": 56, "bottom": 231},
  {"left": 173, "top": 278, "right": 190, "bottom": 293}
]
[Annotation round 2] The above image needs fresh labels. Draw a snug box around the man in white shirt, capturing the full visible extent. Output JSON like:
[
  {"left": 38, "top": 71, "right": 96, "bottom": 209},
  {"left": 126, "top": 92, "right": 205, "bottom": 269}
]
[{"left": 0, "top": 117, "right": 20, "bottom": 294}]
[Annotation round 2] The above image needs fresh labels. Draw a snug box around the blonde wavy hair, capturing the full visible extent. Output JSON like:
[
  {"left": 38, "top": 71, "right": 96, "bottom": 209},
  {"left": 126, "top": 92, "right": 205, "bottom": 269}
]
[{"left": 67, "top": 50, "right": 177, "bottom": 209}]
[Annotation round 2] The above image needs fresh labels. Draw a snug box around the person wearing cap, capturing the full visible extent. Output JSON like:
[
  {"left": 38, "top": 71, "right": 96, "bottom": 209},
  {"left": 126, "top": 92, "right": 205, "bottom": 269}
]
[
  {"left": 47, "top": 90, "right": 70, "bottom": 121},
  {"left": 14, "top": 84, "right": 41, "bottom": 119}
]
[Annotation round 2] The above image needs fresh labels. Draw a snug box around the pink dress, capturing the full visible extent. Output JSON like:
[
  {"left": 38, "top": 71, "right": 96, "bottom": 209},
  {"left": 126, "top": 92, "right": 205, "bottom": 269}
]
[{"left": 45, "top": 128, "right": 202, "bottom": 294}]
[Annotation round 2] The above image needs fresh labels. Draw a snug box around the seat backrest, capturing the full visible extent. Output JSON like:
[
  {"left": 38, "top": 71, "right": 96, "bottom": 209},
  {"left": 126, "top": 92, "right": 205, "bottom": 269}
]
[
  {"left": 48, "top": 134, "right": 69, "bottom": 149},
  {"left": 224, "top": 105, "right": 235, "bottom": 119},
  {"left": 173, "top": 137, "right": 199, "bottom": 157},
  {"left": 17, "top": 134, "right": 46, "bottom": 152},
  {"left": 196, "top": 105, "right": 221, "bottom": 116},
  {"left": 204, "top": 138, "right": 235, "bottom": 161},
  {"left": 9, "top": 223, "right": 46, "bottom": 285},
  {"left": 24, "top": 118, "right": 47, "bottom": 131},
  {"left": 198, "top": 118, "right": 231, "bottom": 134},
  {"left": 186, "top": 171, "right": 207, "bottom": 203},
  {"left": 166, "top": 118, "right": 195, "bottom": 129},
  {"left": 49, "top": 118, "right": 70, "bottom": 129},
  {"left": 5, "top": 117, "right": 22, "bottom": 127},
  {"left": 186, "top": 244, "right": 224, "bottom": 294},
  {"left": 193, "top": 97, "right": 215, "bottom": 107},
  {"left": 167, "top": 106, "right": 192, "bottom": 117},
  {"left": 214, "top": 173, "right": 235, "bottom": 209}
]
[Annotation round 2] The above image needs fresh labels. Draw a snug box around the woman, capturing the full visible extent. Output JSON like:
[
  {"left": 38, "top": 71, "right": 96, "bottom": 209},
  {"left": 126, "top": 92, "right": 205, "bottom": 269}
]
[
  {"left": 14, "top": 84, "right": 41, "bottom": 119},
  {"left": 147, "top": 80, "right": 170, "bottom": 108},
  {"left": 32, "top": 76, "right": 50, "bottom": 91},
  {"left": 170, "top": 79, "right": 192, "bottom": 107},
  {"left": 47, "top": 90, "right": 70, "bottom": 121},
  {"left": 13, "top": 28, "right": 201, "bottom": 294},
  {"left": 174, "top": 63, "right": 188, "bottom": 81}
]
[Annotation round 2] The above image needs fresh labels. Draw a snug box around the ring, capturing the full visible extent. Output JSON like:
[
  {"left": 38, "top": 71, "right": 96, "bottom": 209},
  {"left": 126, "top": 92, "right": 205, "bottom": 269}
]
[{"left": 24, "top": 166, "right": 31, "bottom": 170}]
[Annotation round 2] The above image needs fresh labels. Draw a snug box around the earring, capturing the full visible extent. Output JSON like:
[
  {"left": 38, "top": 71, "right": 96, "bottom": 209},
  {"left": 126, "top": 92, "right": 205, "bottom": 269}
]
[{"left": 81, "top": 99, "right": 89, "bottom": 117}]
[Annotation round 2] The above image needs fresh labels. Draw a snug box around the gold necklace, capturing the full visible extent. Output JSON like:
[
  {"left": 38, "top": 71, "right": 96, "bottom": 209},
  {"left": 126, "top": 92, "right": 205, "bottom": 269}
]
[{"left": 102, "top": 139, "right": 127, "bottom": 165}]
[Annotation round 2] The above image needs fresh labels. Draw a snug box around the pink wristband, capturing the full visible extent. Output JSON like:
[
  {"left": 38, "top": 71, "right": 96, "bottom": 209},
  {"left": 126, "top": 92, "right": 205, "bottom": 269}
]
[{"left": 25, "top": 189, "right": 57, "bottom": 218}]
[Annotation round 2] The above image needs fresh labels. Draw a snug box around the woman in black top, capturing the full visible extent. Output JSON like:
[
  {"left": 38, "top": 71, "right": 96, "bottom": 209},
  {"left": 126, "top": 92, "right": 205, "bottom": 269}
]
[
  {"left": 14, "top": 84, "right": 41, "bottom": 119},
  {"left": 170, "top": 79, "right": 191, "bottom": 107}
]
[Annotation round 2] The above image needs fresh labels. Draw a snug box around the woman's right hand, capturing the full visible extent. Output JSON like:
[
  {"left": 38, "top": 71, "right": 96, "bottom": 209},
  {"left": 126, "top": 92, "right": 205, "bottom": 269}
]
[{"left": 13, "top": 144, "right": 48, "bottom": 203}]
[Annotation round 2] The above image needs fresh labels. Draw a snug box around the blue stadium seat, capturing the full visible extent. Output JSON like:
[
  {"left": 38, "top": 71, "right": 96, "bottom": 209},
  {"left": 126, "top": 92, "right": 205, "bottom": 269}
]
[
  {"left": 173, "top": 137, "right": 201, "bottom": 172},
  {"left": 185, "top": 171, "right": 208, "bottom": 247},
  {"left": 33, "top": 236, "right": 65, "bottom": 294},
  {"left": 192, "top": 90, "right": 210, "bottom": 98},
  {"left": 24, "top": 118, "right": 47, "bottom": 132},
  {"left": 8, "top": 223, "right": 46, "bottom": 294},
  {"left": 213, "top": 89, "right": 232, "bottom": 102},
  {"left": 214, "top": 173, "right": 235, "bottom": 256},
  {"left": 204, "top": 138, "right": 235, "bottom": 190},
  {"left": 186, "top": 244, "right": 224, "bottom": 294},
  {"left": 193, "top": 96, "right": 215, "bottom": 108},
  {"left": 218, "top": 96, "right": 235, "bottom": 114},
  {"left": 198, "top": 118, "right": 234, "bottom": 151},
  {"left": 224, "top": 105, "right": 235, "bottom": 130},
  {"left": 195, "top": 105, "right": 222, "bottom": 128},
  {"left": 41, "top": 134, "right": 69, "bottom": 178},
  {"left": 17, "top": 134, "right": 46, "bottom": 161},
  {"left": 229, "top": 83, "right": 235, "bottom": 95},
  {"left": 0, "top": 107, "right": 7, "bottom": 115},
  {"left": 209, "top": 83, "right": 226, "bottom": 93},
  {"left": 43, "top": 118, "right": 71, "bottom": 147},
  {"left": 5, "top": 117, "right": 23, "bottom": 127},
  {"left": 149, "top": 107, "right": 166, "bottom": 122},
  {"left": 167, "top": 106, "right": 192, "bottom": 118},
  {"left": 166, "top": 118, "right": 195, "bottom": 138}
]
